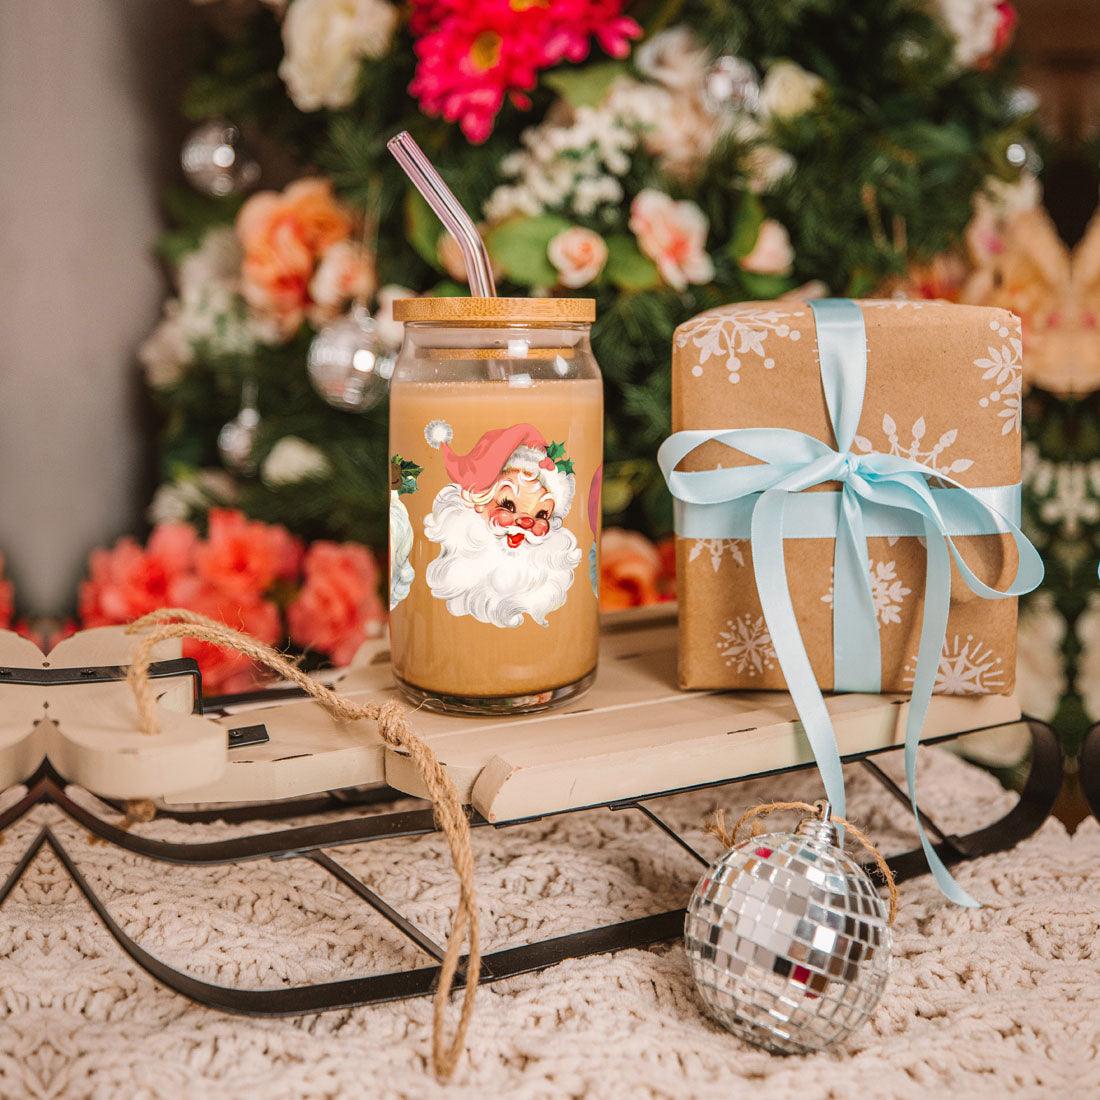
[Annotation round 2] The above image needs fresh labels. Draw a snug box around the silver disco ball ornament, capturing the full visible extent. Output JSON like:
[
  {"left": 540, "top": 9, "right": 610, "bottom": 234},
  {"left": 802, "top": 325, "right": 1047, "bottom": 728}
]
[
  {"left": 684, "top": 806, "right": 891, "bottom": 1054},
  {"left": 307, "top": 304, "right": 392, "bottom": 412},
  {"left": 703, "top": 55, "right": 761, "bottom": 117},
  {"left": 182, "top": 120, "right": 260, "bottom": 197}
]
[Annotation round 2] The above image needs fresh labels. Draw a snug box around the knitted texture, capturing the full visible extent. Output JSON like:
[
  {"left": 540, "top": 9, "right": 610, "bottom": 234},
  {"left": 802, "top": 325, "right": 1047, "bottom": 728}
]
[{"left": 0, "top": 749, "right": 1092, "bottom": 1099}]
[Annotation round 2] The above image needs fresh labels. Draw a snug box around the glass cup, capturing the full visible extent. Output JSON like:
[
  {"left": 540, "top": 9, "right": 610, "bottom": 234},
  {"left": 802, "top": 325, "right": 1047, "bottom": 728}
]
[{"left": 387, "top": 297, "right": 603, "bottom": 715}]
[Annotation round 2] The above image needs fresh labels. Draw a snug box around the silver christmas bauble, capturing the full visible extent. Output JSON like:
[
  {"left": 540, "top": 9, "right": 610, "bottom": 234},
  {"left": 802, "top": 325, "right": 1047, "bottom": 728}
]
[
  {"left": 307, "top": 305, "right": 393, "bottom": 412},
  {"left": 181, "top": 120, "right": 260, "bottom": 197},
  {"left": 218, "top": 405, "right": 261, "bottom": 473},
  {"left": 703, "top": 55, "right": 761, "bottom": 117},
  {"left": 684, "top": 809, "right": 891, "bottom": 1054}
]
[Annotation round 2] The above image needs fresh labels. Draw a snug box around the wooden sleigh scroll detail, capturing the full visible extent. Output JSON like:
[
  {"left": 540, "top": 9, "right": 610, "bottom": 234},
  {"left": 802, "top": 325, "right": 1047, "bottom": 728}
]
[{"left": 0, "top": 625, "right": 222, "bottom": 798}]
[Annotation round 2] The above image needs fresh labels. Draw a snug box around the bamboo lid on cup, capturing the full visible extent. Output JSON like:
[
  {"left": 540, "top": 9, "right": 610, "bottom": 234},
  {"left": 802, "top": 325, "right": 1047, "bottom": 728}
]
[{"left": 392, "top": 297, "right": 596, "bottom": 326}]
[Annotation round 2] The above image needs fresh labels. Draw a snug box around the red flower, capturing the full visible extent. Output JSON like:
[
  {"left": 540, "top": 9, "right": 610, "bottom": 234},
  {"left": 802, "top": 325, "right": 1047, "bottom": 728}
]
[
  {"left": 990, "top": 2, "right": 1017, "bottom": 61},
  {"left": 287, "top": 542, "right": 385, "bottom": 666},
  {"left": 0, "top": 554, "right": 13, "bottom": 630},
  {"left": 976, "top": 2, "right": 1017, "bottom": 69},
  {"left": 77, "top": 510, "right": 306, "bottom": 694},
  {"left": 408, "top": 0, "right": 640, "bottom": 143},
  {"left": 79, "top": 524, "right": 198, "bottom": 626},
  {"left": 171, "top": 575, "right": 283, "bottom": 694},
  {"left": 194, "top": 509, "right": 303, "bottom": 603}
]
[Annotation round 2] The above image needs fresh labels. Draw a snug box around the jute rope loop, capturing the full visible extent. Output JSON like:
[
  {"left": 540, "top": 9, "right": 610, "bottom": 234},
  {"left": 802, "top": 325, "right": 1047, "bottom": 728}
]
[
  {"left": 124, "top": 608, "right": 479, "bottom": 1083},
  {"left": 706, "top": 799, "right": 898, "bottom": 926}
]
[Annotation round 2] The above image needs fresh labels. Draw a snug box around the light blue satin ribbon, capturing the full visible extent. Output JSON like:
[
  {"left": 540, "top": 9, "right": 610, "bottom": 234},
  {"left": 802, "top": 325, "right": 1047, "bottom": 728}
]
[{"left": 658, "top": 299, "right": 1045, "bottom": 906}]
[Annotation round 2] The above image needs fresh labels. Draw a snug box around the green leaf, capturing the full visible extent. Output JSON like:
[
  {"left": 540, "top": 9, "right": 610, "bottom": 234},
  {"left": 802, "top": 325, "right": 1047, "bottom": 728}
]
[
  {"left": 738, "top": 270, "right": 795, "bottom": 299},
  {"left": 428, "top": 280, "right": 468, "bottom": 297},
  {"left": 390, "top": 454, "right": 423, "bottom": 495},
  {"left": 406, "top": 189, "right": 442, "bottom": 269},
  {"left": 486, "top": 215, "right": 571, "bottom": 287},
  {"left": 544, "top": 61, "right": 626, "bottom": 107},
  {"left": 604, "top": 235, "right": 660, "bottom": 291},
  {"left": 727, "top": 193, "right": 766, "bottom": 261},
  {"left": 601, "top": 475, "right": 635, "bottom": 516},
  {"left": 546, "top": 441, "right": 566, "bottom": 461}
]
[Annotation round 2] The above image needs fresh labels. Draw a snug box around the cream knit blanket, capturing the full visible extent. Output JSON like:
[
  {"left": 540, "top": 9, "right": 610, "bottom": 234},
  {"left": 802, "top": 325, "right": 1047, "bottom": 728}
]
[{"left": 0, "top": 748, "right": 1093, "bottom": 1099}]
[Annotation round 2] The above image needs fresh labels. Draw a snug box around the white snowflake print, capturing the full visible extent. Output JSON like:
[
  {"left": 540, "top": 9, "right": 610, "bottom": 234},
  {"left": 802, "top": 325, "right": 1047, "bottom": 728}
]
[
  {"left": 853, "top": 414, "right": 974, "bottom": 476},
  {"left": 675, "top": 305, "right": 804, "bottom": 383},
  {"left": 689, "top": 538, "right": 746, "bottom": 572},
  {"left": 905, "top": 634, "right": 1006, "bottom": 696},
  {"left": 975, "top": 316, "right": 1023, "bottom": 434},
  {"left": 717, "top": 614, "right": 777, "bottom": 677},
  {"left": 821, "top": 559, "right": 912, "bottom": 626},
  {"left": 860, "top": 299, "right": 930, "bottom": 310}
]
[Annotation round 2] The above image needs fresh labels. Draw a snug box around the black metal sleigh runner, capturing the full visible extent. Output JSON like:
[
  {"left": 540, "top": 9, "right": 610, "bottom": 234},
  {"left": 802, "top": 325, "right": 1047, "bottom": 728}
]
[{"left": 0, "top": 607, "right": 1063, "bottom": 1030}]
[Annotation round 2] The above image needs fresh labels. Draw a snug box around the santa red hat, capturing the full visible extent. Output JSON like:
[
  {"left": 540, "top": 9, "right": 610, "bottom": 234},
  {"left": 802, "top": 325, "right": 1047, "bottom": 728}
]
[{"left": 425, "top": 420, "right": 575, "bottom": 515}]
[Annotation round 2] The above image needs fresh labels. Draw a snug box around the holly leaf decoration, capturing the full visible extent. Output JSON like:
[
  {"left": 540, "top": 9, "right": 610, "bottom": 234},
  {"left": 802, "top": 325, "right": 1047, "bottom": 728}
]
[
  {"left": 544, "top": 441, "right": 573, "bottom": 476},
  {"left": 390, "top": 454, "right": 422, "bottom": 495}
]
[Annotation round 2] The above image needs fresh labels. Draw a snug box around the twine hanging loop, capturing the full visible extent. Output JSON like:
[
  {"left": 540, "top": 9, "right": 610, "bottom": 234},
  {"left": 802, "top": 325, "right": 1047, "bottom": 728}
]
[{"left": 125, "top": 608, "right": 478, "bottom": 1083}]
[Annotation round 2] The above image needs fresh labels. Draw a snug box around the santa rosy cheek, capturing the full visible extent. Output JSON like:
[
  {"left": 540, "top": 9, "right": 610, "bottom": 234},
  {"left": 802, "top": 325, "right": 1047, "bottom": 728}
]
[
  {"left": 532, "top": 518, "right": 550, "bottom": 536},
  {"left": 486, "top": 507, "right": 514, "bottom": 528}
]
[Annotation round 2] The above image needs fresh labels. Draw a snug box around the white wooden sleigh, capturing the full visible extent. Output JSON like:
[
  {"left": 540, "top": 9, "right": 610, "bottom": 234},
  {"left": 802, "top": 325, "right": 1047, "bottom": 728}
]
[{"left": 0, "top": 607, "right": 1062, "bottom": 1014}]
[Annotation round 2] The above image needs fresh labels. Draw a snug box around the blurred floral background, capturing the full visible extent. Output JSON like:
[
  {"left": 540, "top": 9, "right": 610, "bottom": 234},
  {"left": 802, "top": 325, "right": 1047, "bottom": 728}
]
[{"left": 2, "top": 0, "right": 1096, "bottom": 756}]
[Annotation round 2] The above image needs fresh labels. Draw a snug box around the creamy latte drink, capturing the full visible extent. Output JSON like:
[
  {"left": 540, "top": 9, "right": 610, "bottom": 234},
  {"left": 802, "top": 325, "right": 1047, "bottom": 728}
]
[{"left": 388, "top": 298, "right": 603, "bottom": 714}]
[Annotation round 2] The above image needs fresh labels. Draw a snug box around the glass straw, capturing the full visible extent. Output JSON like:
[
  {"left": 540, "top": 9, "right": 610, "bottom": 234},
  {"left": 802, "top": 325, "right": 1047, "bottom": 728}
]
[{"left": 387, "top": 131, "right": 497, "bottom": 298}]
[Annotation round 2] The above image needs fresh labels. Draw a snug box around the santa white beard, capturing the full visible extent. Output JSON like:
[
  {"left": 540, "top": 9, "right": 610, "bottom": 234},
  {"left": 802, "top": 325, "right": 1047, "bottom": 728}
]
[{"left": 424, "top": 484, "right": 582, "bottom": 628}]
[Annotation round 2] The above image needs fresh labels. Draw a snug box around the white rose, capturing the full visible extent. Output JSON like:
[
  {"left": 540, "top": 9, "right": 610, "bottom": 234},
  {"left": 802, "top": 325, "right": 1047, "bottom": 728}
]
[
  {"left": 178, "top": 227, "right": 242, "bottom": 295},
  {"left": 147, "top": 469, "right": 236, "bottom": 525},
  {"left": 374, "top": 284, "right": 414, "bottom": 350},
  {"left": 635, "top": 27, "right": 709, "bottom": 91},
  {"left": 743, "top": 144, "right": 796, "bottom": 193},
  {"left": 139, "top": 303, "right": 192, "bottom": 388},
  {"left": 629, "top": 189, "right": 714, "bottom": 291},
  {"left": 929, "top": 0, "right": 1002, "bottom": 67},
  {"left": 279, "top": 0, "right": 398, "bottom": 111},
  {"left": 261, "top": 436, "right": 332, "bottom": 487},
  {"left": 741, "top": 219, "right": 794, "bottom": 276},
  {"left": 547, "top": 227, "right": 608, "bottom": 289},
  {"left": 759, "top": 60, "right": 825, "bottom": 120}
]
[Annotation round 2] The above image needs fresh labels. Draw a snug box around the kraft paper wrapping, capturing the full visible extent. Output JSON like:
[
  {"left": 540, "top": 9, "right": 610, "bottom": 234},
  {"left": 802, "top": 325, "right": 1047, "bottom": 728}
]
[{"left": 671, "top": 299, "right": 1023, "bottom": 694}]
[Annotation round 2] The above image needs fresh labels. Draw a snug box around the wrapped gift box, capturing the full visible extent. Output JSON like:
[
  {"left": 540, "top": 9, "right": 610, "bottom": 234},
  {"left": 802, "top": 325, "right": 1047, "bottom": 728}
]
[{"left": 669, "top": 299, "right": 1024, "bottom": 694}]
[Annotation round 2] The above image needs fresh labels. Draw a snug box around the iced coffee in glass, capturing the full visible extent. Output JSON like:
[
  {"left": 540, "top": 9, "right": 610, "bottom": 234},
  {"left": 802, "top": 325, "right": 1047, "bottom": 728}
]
[{"left": 387, "top": 297, "right": 603, "bottom": 715}]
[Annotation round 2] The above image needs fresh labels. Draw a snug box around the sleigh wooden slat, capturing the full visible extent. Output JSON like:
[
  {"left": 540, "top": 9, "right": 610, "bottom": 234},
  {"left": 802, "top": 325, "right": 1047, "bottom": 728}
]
[{"left": 166, "top": 608, "right": 1021, "bottom": 819}]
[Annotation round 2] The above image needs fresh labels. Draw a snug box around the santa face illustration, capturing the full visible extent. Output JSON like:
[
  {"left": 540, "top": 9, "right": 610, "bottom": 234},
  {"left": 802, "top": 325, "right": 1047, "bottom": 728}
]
[{"left": 422, "top": 420, "right": 582, "bottom": 628}]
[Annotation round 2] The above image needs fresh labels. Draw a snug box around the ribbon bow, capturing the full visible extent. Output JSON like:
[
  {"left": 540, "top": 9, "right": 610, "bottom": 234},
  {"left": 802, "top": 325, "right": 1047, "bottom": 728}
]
[{"left": 658, "top": 299, "right": 1044, "bottom": 905}]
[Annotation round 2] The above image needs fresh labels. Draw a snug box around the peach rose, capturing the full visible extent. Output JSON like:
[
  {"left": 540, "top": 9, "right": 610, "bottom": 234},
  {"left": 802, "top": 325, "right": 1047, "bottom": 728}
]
[
  {"left": 629, "top": 189, "right": 714, "bottom": 291},
  {"left": 287, "top": 541, "right": 385, "bottom": 666},
  {"left": 193, "top": 509, "right": 303, "bottom": 602},
  {"left": 436, "top": 228, "right": 501, "bottom": 285},
  {"left": 236, "top": 178, "right": 358, "bottom": 339},
  {"left": 548, "top": 227, "right": 608, "bottom": 289},
  {"left": 741, "top": 219, "right": 794, "bottom": 276},
  {"left": 599, "top": 528, "right": 665, "bottom": 611},
  {"left": 309, "top": 239, "right": 376, "bottom": 321},
  {"left": 437, "top": 232, "right": 468, "bottom": 282}
]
